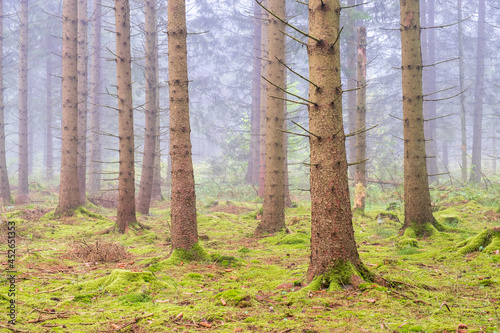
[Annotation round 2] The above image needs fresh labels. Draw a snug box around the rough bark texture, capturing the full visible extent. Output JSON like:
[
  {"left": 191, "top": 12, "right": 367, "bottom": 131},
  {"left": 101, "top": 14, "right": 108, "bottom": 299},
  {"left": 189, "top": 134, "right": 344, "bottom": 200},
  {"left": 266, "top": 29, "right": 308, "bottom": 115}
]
[
  {"left": 17, "top": 0, "right": 29, "bottom": 204},
  {"left": 307, "top": 0, "right": 366, "bottom": 284},
  {"left": 0, "top": 0, "right": 11, "bottom": 205},
  {"left": 77, "top": 0, "right": 88, "bottom": 204},
  {"left": 168, "top": 0, "right": 198, "bottom": 250},
  {"left": 469, "top": 0, "right": 485, "bottom": 184},
  {"left": 115, "top": 0, "right": 137, "bottom": 232},
  {"left": 283, "top": 105, "right": 292, "bottom": 208},
  {"left": 137, "top": 0, "right": 158, "bottom": 215},
  {"left": 458, "top": 0, "right": 467, "bottom": 183},
  {"left": 399, "top": 0, "right": 437, "bottom": 236},
  {"left": 45, "top": 29, "right": 54, "bottom": 182},
  {"left": 346, "top": 0, "right": 356, "bottom": 178},
  {"left": 247, "top": 0, "right": 261, "bottom": 186},
  {"left": 151, "top": 105, "right": 163, "bottom": 200},
  {"left": 88, "top": 0, "right": 102, "bottom": 194},
  {"left": 257, "top": 0, "right": 268, "bottom": 198},
  {"left": 255, "top": 0, "right": 286, "bottom": 235},
  {"left": 353, "top": 26, "right": 367, "bottom": 215},
  {"left": 58, "top": 0, "right": 80, "bottom": 215}
]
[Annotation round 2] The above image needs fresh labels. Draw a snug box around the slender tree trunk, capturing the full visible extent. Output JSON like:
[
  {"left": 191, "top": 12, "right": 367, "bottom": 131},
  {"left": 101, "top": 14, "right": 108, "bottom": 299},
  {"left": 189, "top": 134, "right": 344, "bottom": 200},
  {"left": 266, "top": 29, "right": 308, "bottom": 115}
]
[
  {"left": 443, "top": 140, "right": 449, "bottom": 171},
  {"left": 17, "top": 0, "right": 29, "bottom": 204},
  {"left": 255, "top": 0, "right": 285, "bottom": 235},
  {"left": 45, "top": 30, "right": 54, "bottom": 182},
  {"left": 458, "top": 0, "right": 467, "bottom": 183},
  {"left": 257, "top": 0, "right": 268, "bottom": 198},
  {"left": 470, "top": 0, "right": 485, "bottom": 184},
  {"left": 115, "top": 0, "right": 137, "bottom": 232},
  {"left": 168, "top": 0, "right": 198, "bottom": 250},
  {"left": 58, "top": 0, "right": 80, "bottom": 215},
  {"left": 307, "top": 0, "right": 368, "bottom": 286},
  {"left": 346, "top": 0, "right": 357, "bottom": 178},
  {"left": 88, "top": 0, "right": 102, "bottom": 194},
  {"left": 283, "top": 104, "right": 292, "bottom": 208},
  {"left": 399, "top": 0, "right": 438, "bottom": 236},
  {"left": 151, "top": 106, "right": 163, "bottom": 200},
  {"left": 0, "top": 0, "right": 11, "bottom": 205},
  {"left": 247, "top": 0, "right": 261, "bottom": 186},
  {"left": 77, "top": 0, "right": 88, "bottom": 204},
  {"left": 353, "top": 26, "right": 367, "bottom": 215},
  {"left": 137, "top": 0, "right": 158, "bottom": 215}
]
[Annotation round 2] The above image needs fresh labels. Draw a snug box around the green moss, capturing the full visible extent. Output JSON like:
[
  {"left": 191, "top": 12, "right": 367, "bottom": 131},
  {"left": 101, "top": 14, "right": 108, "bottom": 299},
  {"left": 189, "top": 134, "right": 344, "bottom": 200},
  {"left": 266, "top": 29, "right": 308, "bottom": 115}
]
[
  {"left": 397, "top": 237, "right": 418, "bottom": 250},
  {"left": 3, "top": 210, "right": 22, "bottom": 219},
  {"left": 75, "top": 207, "right": 110, "bottom": 221},
  {"left": 307, "top": 259, "right": 368, "bottom": 292},
  {"left": 40, "top": 210, "right": 57, "bottom": 221},
  {"left": 118, "top": 293, "right": 152, "bottom": 305},
  {"left": 215, "top": 289, "right": 251, "bottom": 307},
  {"left": 458, "top": 228, "right": 500, "bottom": 255},
  {"left": 403, "top": 222, "right": 439, "bottom": 238},
  {"left": 209, "top": 253, "right": 240, "bottom": 267},
  {"left": 437, "top": 214, "right": 462, "bottom": 227},
  {"left": 73, "top": 293, "right": 96, "bottom": 303},
  {"left": 277, "top": 233, "right": 310, "bottom": 245}
]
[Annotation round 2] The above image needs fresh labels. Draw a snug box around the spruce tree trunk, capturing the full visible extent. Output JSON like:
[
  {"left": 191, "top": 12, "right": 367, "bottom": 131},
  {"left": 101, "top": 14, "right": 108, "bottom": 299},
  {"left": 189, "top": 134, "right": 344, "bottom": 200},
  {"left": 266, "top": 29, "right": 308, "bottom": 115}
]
[
  {"left": 168, "top": 0, "right": 198, "bottom": 250},
  {"left": 470, "top": 0, "right": 485, "bottom": 184},
  {"left": 283, "top": 106, "right": 292, "bottom": 208},
  {"left": 88, "top": 0, "right": 102, "bottom": 194},
  {"left": 307, "top": 0, "right": 367, "bottom": 286},
  {"left": 77, "top": 0, "right": 88, "bottom": 204},
  {"left": 151, "top": 106, "right": 163, "bottom": 200},
  {"left": 115, "top": 0, "right": 137, "bottom": 232},
  {"left": 346, "top": 0, "right": 357, "bottom": 178},
  {"left": 45, "top": 29, "right": 54, "bottom": 182},
  {"left": 255, "top": 0, "right": 285, "bottom": 234},
  {"left": 353, "top": 26, "right": 367, "bottom": 214},
  {"left": 257, "top": 0, "right": 268, "bottom": 198},
  {"left": 58, "top": 0, "right": 80, "bottom": 215},
  {"left": 17, "top": 0, "right": 29, "bottom": 204},
  {"left": 137, "top": 0, "right": 158, "bottom": 215},
  {"left": 0, "top": 0, "right": 11, "bottom": 205},
  {"left": 399, "top": 0, "right": 438, "bottom": 236},
  {"left": 458, "top": 0, "right": 467, "bottom": 183}
]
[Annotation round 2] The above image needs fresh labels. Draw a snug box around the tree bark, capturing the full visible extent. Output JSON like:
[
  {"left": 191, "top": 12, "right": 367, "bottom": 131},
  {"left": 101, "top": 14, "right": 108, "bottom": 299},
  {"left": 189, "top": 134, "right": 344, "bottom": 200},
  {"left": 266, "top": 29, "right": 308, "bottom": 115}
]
[
  {"left": 346, "top": 0, "right": 357, "bottom": 178},
  {"left": 168, "top": 0, "right": 198, "bottom": 250},
  {"left": 257, "top": 0, "right": 268, "bottom": 198},
  {"left": 17, "top": 0, "right": 29, "bottom": 204},
  {"left": 469, "top": 0, "right": 485, "bottom": 184},
  {"left": 77, "top": 0, "right": 88, "bottom": 205},
  {"left": 151, "top": 105, "right": 163, "bottom": 200},
  {"left": 307, "top": 0, "right": 368, "bottom": 287},
  {"left": 45, "top": 28, "right": 54, "bottom": 182},
  {"left": 58, "top": 0, "right": 80, "bottom": 215},
  {"left": 115, "top": 0, "right": 137, "bottom": 232},
  {"left": 255, "top": 0, "right": 286, "bottom": 235},
  {"left": 137, "top": 0, "right": 158, "bottom": 215},
  {"left": 0, "top": 0, "right": 11, "bottom": 205},
  {"left": 399, "top": 0, "right": 438, "bottom": 236},
  {"left": 458, "top": 0, "right": 467, "bottom": 183}
]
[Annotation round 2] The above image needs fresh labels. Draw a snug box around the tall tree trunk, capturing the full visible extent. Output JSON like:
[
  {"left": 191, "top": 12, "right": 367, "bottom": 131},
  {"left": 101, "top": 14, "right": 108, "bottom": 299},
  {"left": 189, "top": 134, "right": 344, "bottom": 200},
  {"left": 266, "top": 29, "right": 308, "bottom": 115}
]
[
  {"left": 151, "top": 106, "right": 163, "bottom": 200},
  {"left": 257, "top": 0, "right": 268, "bottom": 198},
  {"left": 283, "top": 105, "right": 292, "bottom": 208},
  {"left": 255, "top": 0, "right": 285, "bottom": 235},
  {"left": 399, "top": 0, "right": 438, "bottom": 236},
  {"left": 58, "top": 0, "right": 80, "bottom": 215},
  {"left": 353, "top": 26, "right": 367, "bottom": 215},
  {"left": 346, "top": 0, "right": 357, "bottom": 178},
  {"left": 168, "top": 0, "right": 198, "bottom": 250},
  {"left": 88, "top": 0, "right": 102, "bottom": 194},
  {"left": 45, "top": 29, "right": 54, "bottom": 182},
  {"left": 469, "top": 0, "right": 485, "bottom": 183},
  {"left": 458, "top": 0, "right": 467, "bottom": 183},
  {"left": 17, "top": 0, "right": 29, "bottom": 204},
  {"left": 77, "top": 0, "right": 88, "bottom": 204},
  {"left": 247, "top": 0, "right": 261, "bottom": 186},
  {"left": 0, "top": 0, "right": 11, "bottom": 205},
  {"left": 307, "top": 0, "right": 368, "bottom": 287},
  {"left": 137, "top": 0, "right": 158, "bottom": 215}
]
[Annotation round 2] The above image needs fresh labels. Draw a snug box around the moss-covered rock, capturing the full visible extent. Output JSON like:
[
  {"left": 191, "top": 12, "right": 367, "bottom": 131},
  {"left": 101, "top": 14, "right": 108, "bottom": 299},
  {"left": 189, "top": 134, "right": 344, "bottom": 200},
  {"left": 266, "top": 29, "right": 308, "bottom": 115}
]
[{"left": 215, "top": 289, "right": 251, "bottom": 307}]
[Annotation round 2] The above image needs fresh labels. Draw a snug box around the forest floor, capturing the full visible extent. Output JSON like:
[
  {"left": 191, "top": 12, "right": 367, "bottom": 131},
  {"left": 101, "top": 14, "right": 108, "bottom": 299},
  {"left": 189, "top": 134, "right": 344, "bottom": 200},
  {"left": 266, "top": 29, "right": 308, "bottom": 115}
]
[{"left": 0, "top": 185, "right": 499, "bottom": 332}]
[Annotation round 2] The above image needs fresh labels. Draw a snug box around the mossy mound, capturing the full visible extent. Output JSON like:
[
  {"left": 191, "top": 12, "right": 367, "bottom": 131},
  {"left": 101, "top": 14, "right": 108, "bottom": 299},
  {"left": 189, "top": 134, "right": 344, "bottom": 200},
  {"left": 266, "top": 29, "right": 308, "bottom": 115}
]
[
  {"left": 457, "top": 228, "right": 500, "bottom": 255},
  {"left": 72, "top": 269, "right": 170, "bottom": 294},
  {"left": 215, "top": 289, "right": 251, "bottom": 307},
  {"left": 308, "top": 259, "right": 371, "bottom": 292},
  {"left": 437, "top": 214, "right": 462, "bottom": 227},
  {"left": 397, "top": 237, "right": 418, "bottom": 250},
  {"left": 118, "top": 293, "right": 152, "bottom": 305}
]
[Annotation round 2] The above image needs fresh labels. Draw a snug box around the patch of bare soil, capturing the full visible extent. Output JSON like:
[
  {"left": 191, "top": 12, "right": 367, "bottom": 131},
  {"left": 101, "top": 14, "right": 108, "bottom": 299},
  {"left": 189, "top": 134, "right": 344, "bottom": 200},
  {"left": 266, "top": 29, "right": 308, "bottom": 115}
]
[{"left": 69, "top": 239, "right": 132, "bottom": 263}]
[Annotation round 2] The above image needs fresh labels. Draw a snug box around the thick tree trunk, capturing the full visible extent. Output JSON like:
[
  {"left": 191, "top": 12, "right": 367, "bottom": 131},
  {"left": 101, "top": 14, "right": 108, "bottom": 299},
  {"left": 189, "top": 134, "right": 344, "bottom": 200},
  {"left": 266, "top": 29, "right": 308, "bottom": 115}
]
[
  {"left": 283, "top": 105, "right": 292, "bottom": 208},
  {"left": 458, "top": 0, "right": 467, "bottom": 183},
  {"left": 307, "top": 0, "right": 368, "bottom": 287},
  {"left": 17, "top": 0, "right": 29, "bottom": 204},
  {"left": 58, "top": 0, "right": 80, "bottom": 215},
  {"left": 88, "top": 0, "right": 102, "bottom": 194},
  {"left": 77, "top": 0, "right": 88, "bottom": 205},
  {"left": 470, "top": 0, "right": 485, "bottom": 184},
  {"left": 353, "top": 26, "right": 367, "bottom": 215},
  {"left": 247, "top": 0, "right": 261, "bottom": 186},
  {"left": 0, "top": 0, "right": 11, "bottom": 205},
  {"left": 346, "top": 0, "right": 357, "bottom": 178},
  {"left": 45, "top": 30, "right": 54, "bottom": 182},
  {"left": 255, "top": 0, "right": 285, "bottom": 235},
  {"left": 137, "top": 0, "right": 158, "bottom": 215},
  {"left": 115, "top": 0, "right": 137, "bottom": 232},
  {"left": 168, "top": 0, "right": 198, "bottom": 250},
  {"left": 399, "top": 0, "right": 438, "bottom": 237},
  {"left": 257, "top": 0, "right": 268, "bottom": 198}
]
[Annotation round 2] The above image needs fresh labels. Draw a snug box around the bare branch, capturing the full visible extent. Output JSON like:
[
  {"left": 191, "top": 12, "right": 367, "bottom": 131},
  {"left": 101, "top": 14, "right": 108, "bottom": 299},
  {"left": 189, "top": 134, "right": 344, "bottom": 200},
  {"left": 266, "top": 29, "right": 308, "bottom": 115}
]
[
  {"left": 292, "top": 120, "right": 321, "bottom": 139},
  {"left": 422, "top": 15, "right": 471, "bottom": 29},
  {"left": 424, "top": 113, "right": 454, "bottom": 122},
  {"left": 262, "top": 75, "right": 315, "bottom": 105},
  {"left": 276, "top": 57, "right": 319, "bottom": 88}
]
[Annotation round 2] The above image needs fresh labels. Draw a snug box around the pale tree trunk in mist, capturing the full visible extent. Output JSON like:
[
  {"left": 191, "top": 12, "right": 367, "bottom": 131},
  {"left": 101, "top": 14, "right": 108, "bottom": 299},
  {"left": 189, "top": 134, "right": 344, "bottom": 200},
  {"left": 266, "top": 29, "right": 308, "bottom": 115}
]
[
  {"left": 58, "top": 0, "right": 80, "bottom": 216},
  {"left": 17, "top": 0, "right": 29, "bottom": 204},
  {"left": 258, "top": 0, "right": 268, "bottom": 198},
  {"left": 168, "top": 0, "right": 198, "bottom": 250},
  {"left": 307, "top": 0, "right": 368, "bottom": 285},
  {"left": 0, "top": 0, "right": 12, "bottom": 205},
  {"left": 346, "top": 0, "right": 356, "bottom": 178},
  {"left": 137, "top": 0, "right": 158, "bottom": 215},
  {"left": 151, "top": 107, "right": 163, "bottom": 200},
  {"left": 88, "top": 0, "right": 102, "bottom": 194},
  {"left": 115, "top": 0, "right": 137, "bottom": 232},
  {"left": 77, "top": 0, "right": 88, "bottom": 204},
  {"left": 45, "top": 29, "right": 54, "bottom": 182},
  {"left": 247, "top": 0, "right": 261, "bottom": 186},
  {"left": 353, "top": 26, "right": 367, "bottom": 215},
  {"left": 470, "top": 0, "right": 485, "bottom": 184},
  {"left": 458, "top": 0, "right": 467, "bottom": 183},
  {"left": 283, "top": 82, "right": 291, "bottom": 208},
  {"left": 255, "top": 0, "right": 285, "bottom": 235},
  {"left": 399, "top": 0, "right": 438, "bottom": 236}
]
